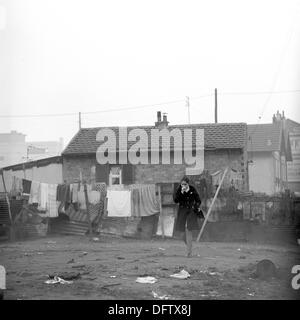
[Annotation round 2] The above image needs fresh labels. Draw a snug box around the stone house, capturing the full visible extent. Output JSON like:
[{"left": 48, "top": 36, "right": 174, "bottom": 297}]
[
  {"left": 62, "top": 112, "right": 248, "bottom": 191},
  {"left": 247, "top": 115, "right": 293, "bottom": 195}
]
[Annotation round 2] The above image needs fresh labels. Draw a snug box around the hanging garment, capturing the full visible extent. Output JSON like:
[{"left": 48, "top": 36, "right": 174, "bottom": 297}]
[
  {"left": 11, "top": 176, "right": 23, "bottom": 195},
  {"left": 94, "top": 182, "right": 107, "bottom": 194},
  {"left": 77, "top": 185, "right": 87, "bottom": 209},
  {"left": 70, "top": 183, "right": 79, "bottom": 203},
  {"left": 131, "top": 188, "right": 140, "bottom": 217},
  {"left": 17, "top": 176, "right": 24, "bottom": 192},
  {"left": 38, "top": 183, "right": 49, "bottom": 211},
  {"left": 22, "top": 179, "right": 32, "bottom": 195},
  {"left": 47, "top": 183, "right": 59, "bottom": 217},
  {"left": 130, "top": 184, "right": 160, "bottom": 217},
  {"left": 29, "top": 180, "right": 40, "bottom": 204},
  {"left": 56, "top": 184, "right": 63, "bottom": 201},
  {"left": 107, "top": 190, "right": 131, "bottom": 217},
  {"left": 56, "top": 184, "right": 71, "bottom": 203},
  {"left": 88, "top": 190, "right": 101, "bottom": 205},
  {"left": 69, "top": 183, "right": 73, "bottom": 202}
]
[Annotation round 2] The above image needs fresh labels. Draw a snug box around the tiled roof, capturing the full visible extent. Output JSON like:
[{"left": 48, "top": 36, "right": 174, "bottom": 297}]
[
  {"left": 285, "top": 118, "right": 300, "bottom": 133},
  {"left": 247, "top": 123, "right": 282, "bottom": 152},
  {"left": 62, "top": 123, "right": 247, "bottom": 155}
]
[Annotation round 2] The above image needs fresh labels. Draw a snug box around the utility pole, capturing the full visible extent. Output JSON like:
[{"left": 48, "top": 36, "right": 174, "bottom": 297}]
[
  {"left": 214, "top": 88, "right": 218, "bottom": 123},
  {"left": 79, "top": 112, "right": 82, "bottom": 130},
  {"left": 186, "top": 96, "right": 190, "bottom": 124}
]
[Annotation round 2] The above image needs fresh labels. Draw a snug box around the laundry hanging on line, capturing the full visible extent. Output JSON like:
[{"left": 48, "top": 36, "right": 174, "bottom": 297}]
[
  {"left": 107, "top": 189, "right": 132, "bottom": 217},
  {"left": 129, "top": 184, "right": 160, "bottom": 217}
]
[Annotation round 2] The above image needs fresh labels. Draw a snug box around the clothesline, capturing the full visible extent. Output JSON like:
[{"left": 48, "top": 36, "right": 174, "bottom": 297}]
[{"left": 4, "top": 175, "right": 103, "bottom": 218}]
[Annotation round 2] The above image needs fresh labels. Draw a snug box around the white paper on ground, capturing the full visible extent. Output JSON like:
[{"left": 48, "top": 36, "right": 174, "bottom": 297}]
[
  {"left": 170, "top": 269, "right": 190, "bottom": 279},
  {"left": 136, "top": 276, "right": 157, "bottom": 284}
]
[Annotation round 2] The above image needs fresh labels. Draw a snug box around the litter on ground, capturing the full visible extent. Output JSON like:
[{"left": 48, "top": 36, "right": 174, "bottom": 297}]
[
  {"left": 45, "top": 276, "right": 73, "bottom": 285},
  {"left": 170, "top": 269, "right": 190, "bottom": 279},
  {"left": 136, "top": 276, "right": 158, "bottom": 284},
  {"left": 151, "top": 291, "right": 170, "bottom": 300}
]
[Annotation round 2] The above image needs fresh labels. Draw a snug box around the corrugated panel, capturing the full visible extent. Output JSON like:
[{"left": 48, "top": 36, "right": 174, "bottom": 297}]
[
  {"left": 50, "top": 219, "right": 89, "bottom": 236},
  {"left": 0, "top": 197, "right": 10, "bottom": 225},
  {"left": 0, "top": 197, "right": 24, "bottom": 225},
  {"left": 10, "top": 199, "right": 24, "bottom": 221},
  {"left": 65, "top": 203, "right": 101, "bottom": 223}
]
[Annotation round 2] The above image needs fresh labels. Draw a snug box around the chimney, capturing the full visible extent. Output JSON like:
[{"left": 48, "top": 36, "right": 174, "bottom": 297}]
[
  {"left": 155, "top": 111, "right": 169, "bottom": 128},
  {"left": 163, "top": 113, "right": 167, "bottom": 123},
  {"left": 276, "top": 110, "right": 281, "bottom": 121},
  {"left": 155, "top": 111, "right": 161, "bottom": 127},
  {"left": 157, "top": 111, "right": 162, "bottom": 122}
]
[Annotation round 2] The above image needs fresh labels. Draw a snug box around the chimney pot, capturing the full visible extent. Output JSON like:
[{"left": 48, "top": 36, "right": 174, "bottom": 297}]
[{"left": 157, "top": 111, "right": 161, "bottom": 122}]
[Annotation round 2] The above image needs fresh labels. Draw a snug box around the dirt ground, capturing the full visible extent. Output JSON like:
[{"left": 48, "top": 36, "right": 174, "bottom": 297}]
[{"left": 0, "top": 234, "right": 300, "bottom": 300}]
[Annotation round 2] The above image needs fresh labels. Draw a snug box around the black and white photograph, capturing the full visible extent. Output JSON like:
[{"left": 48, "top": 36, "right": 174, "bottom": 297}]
[{"left": 0, "top": 0, "right": 300, "bottom": 304}]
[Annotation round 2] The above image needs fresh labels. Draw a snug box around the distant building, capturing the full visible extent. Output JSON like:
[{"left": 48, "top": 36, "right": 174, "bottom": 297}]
[
  {"left": 0, "top": 131, "right": 64, "bottom": 168},
  {"left": 0, "top": 131, "right": 27, "bottom": 168},
  {"left": 0, "top": 156, "right": 63, "bottom": 192},
  {"left": 247, "top": 115, "right": 293, "bottom": 195},
  {"left": 272, "top": 113, "right": 300, "bottom": 193},
  {"left": 26, "top": 138, "right": 64, "bottom": 161}
]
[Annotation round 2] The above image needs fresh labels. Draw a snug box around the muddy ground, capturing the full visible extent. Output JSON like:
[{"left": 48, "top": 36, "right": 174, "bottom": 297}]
[{"left": 0, "top": 234, "right": 300, "bottom": 300}]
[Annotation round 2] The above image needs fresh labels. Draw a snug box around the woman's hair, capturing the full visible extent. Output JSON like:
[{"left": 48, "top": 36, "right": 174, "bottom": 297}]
[{"left": 181, "top": 176, "right": 190, "bottom": 184}]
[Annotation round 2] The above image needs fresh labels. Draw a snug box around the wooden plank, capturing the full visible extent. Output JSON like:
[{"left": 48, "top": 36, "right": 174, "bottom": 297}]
[
  {"left": 83, "top": 182, "right": 93, "bottom": 235},
  {"left": 1, "top": 171, "right": 15, "bottom": 240},
  {"left": 95, "top": 189, "right": 107, "bottom": 232},
  {"left": 196, "top": 167, "right": 228, "bottom": 242},
  {"left": 158, "top": 185, "right": 165, "bottom": 239}
]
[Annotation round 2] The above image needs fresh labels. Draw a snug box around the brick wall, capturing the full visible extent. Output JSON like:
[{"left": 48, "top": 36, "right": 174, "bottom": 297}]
[
  {"left": 204, "top": 149, "right": 247, "bottom": 190},
  {"left": 134, "top": 149, "right": 247, "bottom": 189},
  {"left": 134, "top": 164, "right": 186, "bottom": 184},
  {"left": 63, "top": 155, "right": 97, "bottom": 183},
  {"left": 63, "top": 148, "right": 247, "bottom": 189}
]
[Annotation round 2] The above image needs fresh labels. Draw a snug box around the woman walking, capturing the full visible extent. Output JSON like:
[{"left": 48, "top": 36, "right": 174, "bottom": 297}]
[{"left": 173, "top": 176, "right": 203, "bottom": 257}]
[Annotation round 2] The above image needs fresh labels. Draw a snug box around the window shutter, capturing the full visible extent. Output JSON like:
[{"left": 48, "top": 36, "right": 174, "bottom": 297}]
[
  {"left": 96, "top": 164, "right": 109, "bottom": 184},
  {"left": 122, "top": 164, "right": 134, "bottom": 185}
]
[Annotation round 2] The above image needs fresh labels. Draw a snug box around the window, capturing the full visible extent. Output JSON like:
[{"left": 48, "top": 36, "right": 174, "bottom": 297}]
[{"left": 109, "top": 166, "right": 122, "bottom": 186}]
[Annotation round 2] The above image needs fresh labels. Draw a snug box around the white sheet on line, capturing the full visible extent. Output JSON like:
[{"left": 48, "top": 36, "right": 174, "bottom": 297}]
[{"left": 107, "top": 190, "right": 131, "bottom": 217}]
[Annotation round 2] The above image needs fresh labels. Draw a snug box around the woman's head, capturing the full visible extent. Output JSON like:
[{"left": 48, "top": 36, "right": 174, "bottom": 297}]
[{"left": 180, "top": 176, "right": 190, "bottom": 187}]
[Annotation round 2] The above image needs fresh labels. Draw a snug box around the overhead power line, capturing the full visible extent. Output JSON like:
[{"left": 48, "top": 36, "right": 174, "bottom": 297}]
[
  {"left": 218, "top": 89, "right": 300, "bottom": 96},
  {"left": 0, "top": 89, "right": 299, "bottom": 119},
  {"left": 0, "top": 98, "right": 185, "bottom": 118}
]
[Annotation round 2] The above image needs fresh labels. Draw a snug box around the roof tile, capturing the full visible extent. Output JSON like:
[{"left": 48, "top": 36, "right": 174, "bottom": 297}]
[{"left": 63, "top": 123, "right": 247, "bottom": 155}]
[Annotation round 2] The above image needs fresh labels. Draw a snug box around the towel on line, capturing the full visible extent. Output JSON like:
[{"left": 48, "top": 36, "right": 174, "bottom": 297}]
[{"left": 107, "top": 190, "right": 131, "bottom": 217}]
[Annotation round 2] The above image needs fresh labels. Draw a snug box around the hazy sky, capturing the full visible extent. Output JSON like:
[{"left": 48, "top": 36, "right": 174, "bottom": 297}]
[{"left": 0, "top": 0, "right": 299, "bottom": 147}]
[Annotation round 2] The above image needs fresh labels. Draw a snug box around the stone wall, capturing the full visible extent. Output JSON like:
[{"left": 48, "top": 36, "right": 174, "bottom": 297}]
[{"left": 62, "top": 155, "right": 96, "bottom": 184}]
